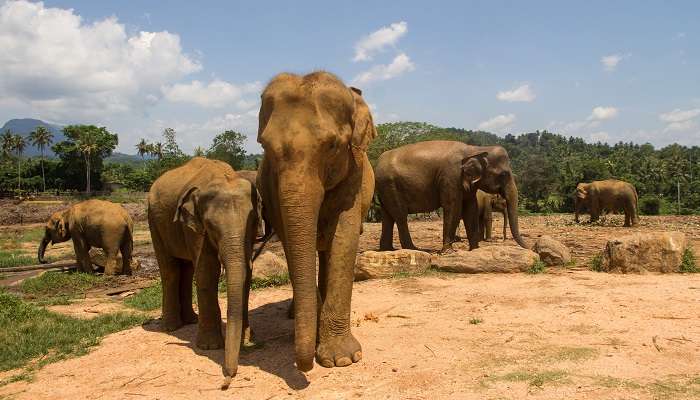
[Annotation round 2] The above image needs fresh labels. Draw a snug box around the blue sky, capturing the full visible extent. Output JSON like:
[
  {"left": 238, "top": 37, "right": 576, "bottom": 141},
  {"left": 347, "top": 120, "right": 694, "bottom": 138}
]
[{"left": 0, "top": 1, "right": 698, "bottom": 153}]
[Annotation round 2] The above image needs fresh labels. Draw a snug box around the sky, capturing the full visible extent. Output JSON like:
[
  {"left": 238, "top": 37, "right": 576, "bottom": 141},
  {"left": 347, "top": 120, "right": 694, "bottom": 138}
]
[{"left": 0, "top": 0, "right": 698, "bottom": 154}]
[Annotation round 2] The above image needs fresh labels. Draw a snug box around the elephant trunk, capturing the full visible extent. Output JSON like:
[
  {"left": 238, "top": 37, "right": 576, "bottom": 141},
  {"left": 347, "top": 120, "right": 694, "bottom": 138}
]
[
  {"left": 37, "top": 234, "right": 50, "bottom": 264},
  {"left": 504, "top": 177, "right": 528, "bottom": 249},
  {"left": 278, "top": 183, "right": 322, "bottom": 372},
  {"left": 574, "top": 196, "right": 580, "bottom": 223},
  {"left": 221, "top": 229, "right": 247, "bottom": 378}
]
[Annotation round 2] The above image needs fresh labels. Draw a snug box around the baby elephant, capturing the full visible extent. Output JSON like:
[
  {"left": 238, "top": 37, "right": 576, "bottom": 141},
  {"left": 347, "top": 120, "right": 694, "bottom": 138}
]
[
  {"left": 460, "top": 191, "right": 508, "bottom": 243},
  {"left": 38, "top": 199, "right": 134, "bottom": 275},
  {"left": 147, "top": 157, "right": 263, "bottom": 379}
]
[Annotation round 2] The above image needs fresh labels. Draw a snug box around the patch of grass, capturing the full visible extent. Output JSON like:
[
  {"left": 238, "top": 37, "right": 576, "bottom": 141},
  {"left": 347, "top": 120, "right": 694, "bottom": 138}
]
[
  {"left": 21, "top": 271, "right": 104, "bottom": 300},
  {"left": 469, "top": 317, "right": 483, "bottom": 325},
  {"left": 590, "top": 375, "right": 643, "bottom": 390},
  {"left": 589, "top": 254, "right": 604, "bottom": 272},
  {"left": 650, "top": 375, "right": 700, "bottom": 399},
  {"left": 680, "top": 248, "right": 698, "bottom": 273},
  {"left": 124, "top": 282, "right": 163, "bottom": 311},
  {"left": 219, "top": 272, "right": 291, "bottom": 293},
  {"left": 0, "top": 250, "right": 36, "bottom": 269},
  {"left": 496, "top": 369, "right": 569, "bottom": 388},
  {"left": 565, "top": 259, "right": 577, "bottom": 268},
  {"left": 526, "top": 259, "right": 546, "bottom": 274},
  {"left": 548, "top": 346, "right": 598, "bottom": 362},
  {"left": 0, "top": 290, "right": 146, "bottom": 379}
]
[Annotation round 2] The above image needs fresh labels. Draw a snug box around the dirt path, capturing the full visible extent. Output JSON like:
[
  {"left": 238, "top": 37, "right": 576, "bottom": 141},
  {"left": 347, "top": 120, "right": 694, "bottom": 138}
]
[{"left": 2, "top": 270, "right": 699, "bottom": 400}]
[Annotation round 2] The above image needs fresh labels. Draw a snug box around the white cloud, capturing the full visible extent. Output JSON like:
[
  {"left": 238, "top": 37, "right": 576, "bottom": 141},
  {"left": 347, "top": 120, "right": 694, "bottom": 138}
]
[
  {"left": 588, "top": 106, "right": 619, "bottom": 121},
  {"left": 162, "top": 80, "right": 261, "bottom": 108},
  {"left": 659, "top": 108, "right": 700, "bottom": 132},
  {"left": 353, "top": 21, "right": 408, "bottom": 62},
  {"left": 496, "top": 84, "right": 535, "bottom": 102},
  {"left": 589, "top": 131, "right": 610, "bottom": 143},
  {"left": 477, "top": 114, "right": 516, "bottom": 132},
  {"left": 352, "top": 53, "right": 415, "bottom": 85},
  {"left": 600, "top": 53, "right": 628, "bottom": 71},
  {"left": 0, "top": 0, "right": 201, "bottom": 120}
]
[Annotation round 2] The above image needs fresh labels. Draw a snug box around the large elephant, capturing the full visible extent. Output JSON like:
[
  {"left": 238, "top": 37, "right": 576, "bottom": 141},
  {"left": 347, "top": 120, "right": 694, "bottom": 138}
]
[
  {"left": 147, "top": 157, "right": 263, "bottom": 378},
  {"left": 256, "top": 71, "right": 376, "bottom": 372},
  {"left": 38, "top": 199, "right": 133, "bottom": 275},
  {"left": 375, "top": 140, "right": 526, "bottom": 252},
  {"left": 575, "top": 179, "right": 639, "bottom": 226}
]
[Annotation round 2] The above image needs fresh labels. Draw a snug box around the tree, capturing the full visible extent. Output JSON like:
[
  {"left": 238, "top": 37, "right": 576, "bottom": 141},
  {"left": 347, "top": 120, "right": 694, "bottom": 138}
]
[
  {"left": 136, "top": 138, "right": 150, "bottom": 160},
  {"left": 55, "top": 125, "right": 118, "bottom": 193},
  {"left": 206, "top": 130, "right": 247, "bottom": 170},
  {"left": 149, "top": 142, "right": 163, "bottom": 160},
  {"left": 1, "top": 130, "right": 14, "bottom": 159},
  {"left": 12, "top": 134, "right": 26, "bottom": 192},
  {"left": 193, "top": 146, "right": 206, "bottom": 157},
  {"left": 162, "top": 128, "right": 184, "bottom": 159},
  {"left": 29, "top": 126, "right": 54, "bottom": 192}
]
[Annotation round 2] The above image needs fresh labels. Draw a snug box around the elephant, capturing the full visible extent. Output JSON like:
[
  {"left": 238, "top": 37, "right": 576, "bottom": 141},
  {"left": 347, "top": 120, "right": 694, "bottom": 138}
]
[
  {"left": 256, "top": 71, "right": 376, "bottom": 372},
  {"left": 375, "top": 140, "right": 527, "bottom": 252},
  {"left": 574, "top": 179, "right": 639, "bottom": 226},
  {"left": 38, "top": 199, "right": 134, "bottom": 275},
  {"left": 473, "top": 190, "right": 508, "bottom": 242},
  {"left": 147, "top": 157, "right": 263, "bottom": 378}
]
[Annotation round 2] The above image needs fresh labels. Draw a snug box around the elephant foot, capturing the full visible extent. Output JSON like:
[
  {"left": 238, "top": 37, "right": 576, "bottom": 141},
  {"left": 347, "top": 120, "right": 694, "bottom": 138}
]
[
  {"left": 196, "top": 328, "right": 224, "bottom": 350},
  {"left": 161, "top": 315, "right": 184, "bottom": 332},
  {"left": 242, "top": 326, "right": 256, "bottom": 348},
  {"left": 379, "top": 244, "right": 396, "bottom": 251},
  {"left": 439, "top": 245, "right": 456, "bottom": 254},
  {"left": 316, "top": 334, "right": 362, "bottom": 368}
]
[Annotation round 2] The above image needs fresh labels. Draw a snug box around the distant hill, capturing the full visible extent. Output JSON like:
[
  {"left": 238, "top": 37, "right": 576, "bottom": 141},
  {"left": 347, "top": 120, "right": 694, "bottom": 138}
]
[
  {"left": 105, "top": 152, "right": 147, "bottom": 165},
  {"left": 0, "top": 118, "right": 65, "bottom": 157}
]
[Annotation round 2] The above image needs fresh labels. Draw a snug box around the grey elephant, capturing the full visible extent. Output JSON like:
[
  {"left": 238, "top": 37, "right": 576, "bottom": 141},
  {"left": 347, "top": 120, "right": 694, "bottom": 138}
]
[
  {"left": 375, "top": 140, "right": 527, "bottom": 252},
  {"left": 575, "top": 179, "right": 639, "bottom": 226},
  {"left": 474, "top": 190, "right": 508, "bottom": 242},
  {"left": 256, "top": 71, "right": 376, "bottom": 372},
  {"left": 147, "top": 157, "right": 263, "bottom": 379},
  {"left": 38, "top": 199, "right": 134, "bottom": 275}
]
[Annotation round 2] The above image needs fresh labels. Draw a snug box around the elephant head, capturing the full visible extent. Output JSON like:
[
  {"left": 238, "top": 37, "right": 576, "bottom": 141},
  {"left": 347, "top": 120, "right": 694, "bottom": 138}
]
[
  {"left": 174, "top": 177, "right": 261, "bottom": 377},
  {"left": 574, "top": 183, "right": 590, "bottom": 222},
  {"left": 490, "top": 194, "right": 507, "bottom": 212},
  {"left": 38, "top": 210, "right": 71, "bottom": 264},
  {"left": 257, "top": 72, "right": 375, "bottom": 371},
  {"left": 466, "top": 146, "right": 527, "bottom": 249}
]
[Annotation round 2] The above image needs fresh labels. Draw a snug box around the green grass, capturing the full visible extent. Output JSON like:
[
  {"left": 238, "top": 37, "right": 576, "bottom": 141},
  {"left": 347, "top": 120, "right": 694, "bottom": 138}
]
[
  {"left": 527, "top": 259, "right": 546, "bottom": 274},
  {"left": 0, "top": 290, "right": 146, "bottom": 383},
  {"left": 589, "top": 254, "right": 604, "bottom": 272},
  {"left": 469, "top": 317, "right": 483, "bottom": 325},
  {"left": 680, "top": 248, "right": 698, "bottom": 273},
  {"left": 548, "top": 346, "right": 598, "bottom": 362},
  {"left": 21, "top": 271, "right": 104, "bottom": 301},
  {"left": 0, "top": 250, "right": 36, "bottom": 269},
  {"left": 124, "top": 282, "right": 163, "bottom": 311},
  {"left": 496, "top": 369, "right": 569, "bottom": 388}
]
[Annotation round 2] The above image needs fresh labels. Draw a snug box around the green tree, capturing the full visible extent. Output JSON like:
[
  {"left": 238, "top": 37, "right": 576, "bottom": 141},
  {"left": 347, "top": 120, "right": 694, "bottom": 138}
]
[
  {"left": 136, "top": 138, "right": 149, "bottom": 160},
  {"left": 193, "top": 146, "right": 206, "bottom": 157},
  {"left": 206, "top": 130, "right": 247, "bottom": 169},
  {"left": 1, "top": 130, "right": 14, "bottom": 159},
  {"left": 29, "top": 126, "right": 54, "bottom": 192},
  {"left": 149, "top": 142, "right": 163, "bottom": 160},
  {"left": 162, "top": 128, "right": 184, "bottom": 159},
  {"left": 12, "top": 134, "right": 26, "bottom": 192},
  {"left": 55, "top": 125, "right": 118, "bottom": 193}
]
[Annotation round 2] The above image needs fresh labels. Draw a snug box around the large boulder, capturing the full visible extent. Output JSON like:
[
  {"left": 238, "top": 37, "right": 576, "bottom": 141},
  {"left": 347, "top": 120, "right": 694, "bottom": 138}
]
[
  {"left": 354, "top": 250, "right": 432, "bottom": 281},
  {"left": 252, "top": 251, "right": 288, "bottom": 279},
  {"left": 532, "top": 235, "right": 572, "bottom": 266},
  {"left": 602, "top": 231, "right": 688, "bottom": 273},
  {"left": 433, "top": 246, "right": 539, "bottom": 273}
]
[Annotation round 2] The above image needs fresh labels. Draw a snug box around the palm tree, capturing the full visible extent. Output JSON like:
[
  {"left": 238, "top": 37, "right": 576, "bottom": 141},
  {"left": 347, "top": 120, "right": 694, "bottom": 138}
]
[
  {"left": 136, "top": 138, "right": 149, "bottom": 160},
  {"left": 193, "top": 146, "right": 205, "bottom": 157},
  {"left": 29, "top": 126, "right": 54, "bottom": 192},
  {"left": 150, "top": 142, "right": 164, "bottom": 160},
  {"left": 12, "top": 135, "right": 26, "bottom": 192},
  {"left": 1, "top": 130, "right": 14, "bottom": 159},
  {"left": 76, "top": 132, "right": 98, "bottom": 193}
]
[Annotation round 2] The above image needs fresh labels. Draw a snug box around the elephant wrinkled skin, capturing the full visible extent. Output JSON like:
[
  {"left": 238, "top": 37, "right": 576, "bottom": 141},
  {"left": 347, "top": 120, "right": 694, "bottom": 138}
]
[
  {"left": 37, "top": 199, "right": 134, "bottom": 275},
  {"left": 474, "top": 190, "right": 508, "bottom": 242},
  {"left": 575, "top": 179, "right": 639, "bottom": 226},
  {"left": 375, "top": 140, "right": 527, "bottom": 252},
  {"left": 147, "top": 157, "right": 263, "bottom": 378},
  {"left": 256, "top": 72, "right": 376, "bottom": 372}
]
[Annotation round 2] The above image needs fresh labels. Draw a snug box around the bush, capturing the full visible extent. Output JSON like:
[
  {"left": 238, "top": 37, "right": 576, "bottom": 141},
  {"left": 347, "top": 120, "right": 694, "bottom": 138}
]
[
  {"left": 527, "top": 259, "right": 546, "bottom": 274},
  {"left": 639, "top": 195, "right": 661, "bottom": 215},
  {"left": 680, "top": 248, "right": 698, "bottom": 273},
  {"left": 589, "top": 254, "right": 604, "bottom": 272}
]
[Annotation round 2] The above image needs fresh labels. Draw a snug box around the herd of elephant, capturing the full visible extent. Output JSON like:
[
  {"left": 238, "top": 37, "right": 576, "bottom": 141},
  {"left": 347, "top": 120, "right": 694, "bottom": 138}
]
[{"left": 35, "top": 71, "right": 641, "bottom": 384}]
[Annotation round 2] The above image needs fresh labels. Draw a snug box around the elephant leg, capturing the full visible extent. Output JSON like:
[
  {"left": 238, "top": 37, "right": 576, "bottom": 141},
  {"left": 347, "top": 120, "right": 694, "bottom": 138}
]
[
  {"left": 316, "top": 208, "right": 362, "bottom": 368},
  {"left": 439, "top": 188, "right": 461, "bottom": 253},
  {"left": 72, "top": 237, "right": 93, "bottom": 274},
  {"left": 120, "top": 234, "right": 133, "bottom": 275},
  {"left": 379, "top": 207, "right": 396, "bottom": 251},
  {"left": 152, "top": 230, "right": 185, "bottom": 331},
  {"left": 102, "top": 246, "right": 120, "bottom": 276},
  {"left": 395, "top": 213, "right": 417, "bottom": 250},
  {"left": 484, "top": 215, "right": 493, "bottom": 242},
  {"left": 502, "top": 211, "right": 508, "bottom": 241},
  {"left": 179, "top": 259, "right": 198, "bottom": 325},
  {"left": 242, "top": 250, "right": 254, "bottom": 347},
  {"left": 194, "top": 246, "right": 224, "bottom": 350}
]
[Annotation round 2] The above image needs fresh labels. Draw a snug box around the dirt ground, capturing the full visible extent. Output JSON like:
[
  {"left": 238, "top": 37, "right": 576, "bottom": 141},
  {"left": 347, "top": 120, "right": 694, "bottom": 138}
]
[{"left": 2, "top": 214, "right": 700, "bottom": 399}]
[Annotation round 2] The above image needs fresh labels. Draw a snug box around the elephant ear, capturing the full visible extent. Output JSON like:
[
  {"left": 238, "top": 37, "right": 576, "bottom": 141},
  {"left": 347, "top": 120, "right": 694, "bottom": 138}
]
[
  {"left": 461, "top": 151, "right": 489, "bottom": 192},
  {"left": 174, "top": 187, "right": 204, "bottom": 234},
  {"left": 57, "top": 216, "right": 68, "bottom": 239},
  {"left": 349, "top": 87, "right": 377, "bottom": 151}
]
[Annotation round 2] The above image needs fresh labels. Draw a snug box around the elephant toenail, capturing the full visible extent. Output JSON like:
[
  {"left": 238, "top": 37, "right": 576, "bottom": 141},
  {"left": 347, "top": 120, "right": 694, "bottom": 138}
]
[
  {"left": 352, "top": 351, "right": 362, "bottom": 362},
  {"left": 335, "top": 356, "right": 352, "bottom": 367},
  {"left": 320, "top": 359, "right": 334, "bottom": 368}
]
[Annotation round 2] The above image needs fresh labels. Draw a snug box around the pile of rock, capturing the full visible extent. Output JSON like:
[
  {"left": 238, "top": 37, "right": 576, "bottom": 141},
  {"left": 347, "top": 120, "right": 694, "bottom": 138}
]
[{"left": 599, "top": 231, "right": 690, "bottom": 273}]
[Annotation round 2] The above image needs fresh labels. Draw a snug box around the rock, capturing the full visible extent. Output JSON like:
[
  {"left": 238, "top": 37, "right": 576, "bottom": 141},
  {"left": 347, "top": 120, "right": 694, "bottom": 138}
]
[
  {"left": 252, "top": 251, "right": 288, "bottom": 279},
  {"left": 354, "top": 250, "right": 432, "bottom": 281},
  {"left": 88, "top": 248, "right": 141, "bottom": 272},
  {"left": 532, "top": 235, "right": 572, "bottom": 266},
  {"left": 602, "top": 231, "right": 688, "bottom": 273},
  {"left": 432, "top": 246, "right": 539, "bottom": 274}
]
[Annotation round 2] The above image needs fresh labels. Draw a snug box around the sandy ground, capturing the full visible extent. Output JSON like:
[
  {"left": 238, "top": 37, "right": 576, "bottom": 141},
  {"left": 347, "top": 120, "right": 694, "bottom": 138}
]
[{"left": 2, "top": 215, "right": 700, "bottom": 399}]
